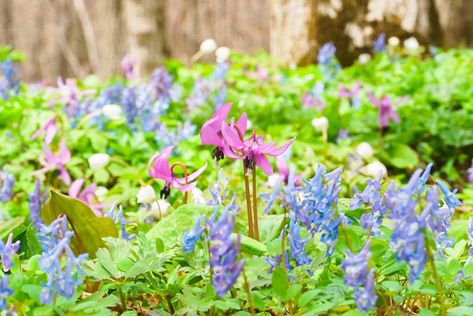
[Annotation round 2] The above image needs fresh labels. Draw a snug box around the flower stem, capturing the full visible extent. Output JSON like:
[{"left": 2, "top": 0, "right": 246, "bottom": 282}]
[
  {"left": 243, "top": 162, "right": 254, "bottom": 238},
  {"left": 251, "top": 164, "right": 259, "bottom": 241},
  {"left": 425, "top": 238, "right": 446, "bottom": 316},
  {"left": 118, "top": 285, "right": 127, "bottom": 311},
  {"left": 242, "top": 268, "right": 255, "bottom": 315}
]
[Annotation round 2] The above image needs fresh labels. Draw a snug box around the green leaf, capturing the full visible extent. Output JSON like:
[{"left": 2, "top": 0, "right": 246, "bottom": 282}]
[
  {"left": 448, "top": 306, "right": 473, "bottom": 316},
  {"left": 238, "top": 234, "right": 267, "bottom": 255},
  {"left": 271, "top": 266, "right": 289, "bottom": 300},
  {"left": 298, "top": 289, "right": 319, "bottom": 308},
  {"left": 382, "top": 280, "right": 404, "bottom": 293},
  {"left": 41, "top": 190, "right": 118, "bottom": 258},
  {"left": 0, "top": 216, "right": 24, "bottom": 239},
  {"left": 384, "top": 143, "right": 419, "bottom": 169},
  {"left": 146, "top": 203, "right": 213, "bottom": 247}
]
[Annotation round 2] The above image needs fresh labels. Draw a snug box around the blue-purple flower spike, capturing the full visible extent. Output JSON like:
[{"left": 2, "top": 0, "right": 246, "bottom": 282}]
[
  {"left": 0, "top": 233, "right": 20, "bottom": 272},
  {"left": 182, "top": 216, "right": 204, "bottom": 253},
  {"left": 0, "top": 170, "right": 15, "bottom": 203},
  {"left": 207, "top": 197, "right": 243, "bottom": 297},
  {"left": 0, "top": 275, "right": 13, "bottom": 310}
]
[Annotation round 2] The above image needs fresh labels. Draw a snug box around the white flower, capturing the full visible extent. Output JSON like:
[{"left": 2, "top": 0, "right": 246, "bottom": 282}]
[
  {"left": 95, "top": 186, "right": 108, "bottom": 201},
  {"left": 191, "top": 188, "right": 206, "bottom": 204},
  {"left": 215, "top": 47, "right": 230, "bottom": 63},
  {"left": 88, "top": 153, "right": 110, "bottom": 169},
  {"left": 266, "top": 174, "right": 281, "bottom": 188},
  {"left": 137, "top": 185, "right": 156, "bottom": 204},
  {"left": 150, "top": 199, "right": 171, "bottom": 219},
  {"left": 388, "top": 36, "right": 400, "bottom": 47},
  {"left": 358, "top": 53, "right": 371, "bottom": 65},
  {"left": 312, "top": 117, "right": 329, "bottom": 131},
  {"left": 403, "top": 37, "right": 419, "bottom": 53},
  {"left": 356, "top": 142, "right": 374, "bottom": 159},
  {"left": 200, "top": 38, "right": 217, "bottom": 53},
  {"left": 362, "top": 161, "right": 387, "bottom": 178},
  {"left": 102, "top": 104, "right": 122, "bottom": 120}
]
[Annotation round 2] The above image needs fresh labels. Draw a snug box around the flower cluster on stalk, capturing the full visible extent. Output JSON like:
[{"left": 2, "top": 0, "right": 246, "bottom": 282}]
[
  {"left": 341, "top": 240, "right": 378, "bottom": 312},
  {"left": 37, "top": 216, "right": 87, "bottom": 304},
  {"left": 0, "top": 233, "right": 20, "bottom": 272},
  {"left": 104, "top": 204, "right": 136, "bottom": 241},
  {"left": 0, "top": 59, "right": 20, "bottom": 99},
  {"left": 0, "top": 170, "right": 15, "bottom": 203},
  {"left": 317, "top": 42, "right": 340, "bottom": 79}
]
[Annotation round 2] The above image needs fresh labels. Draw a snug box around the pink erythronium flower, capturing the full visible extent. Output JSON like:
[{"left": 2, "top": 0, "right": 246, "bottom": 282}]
[
  {"left": 68, "top": 178, "right": 106, "bottom": 215},
  {"left": 339, "top": 82, "right": 361, "bottom": 98},
  {"left": 200, "top": 103, "right": 247, "bottom": 161},
  {"left": 221, "top": 120, "right": 295, "bottom": 175},
  {"left": 121, "top": 55, "right": 136, "bottom": 80},
  {"left": 33, "top": 139, "right": 71, "bottom": 185},
  {"left": 276, "top": 156, "right": 302, "bottom": 186},
  {"left": 367, "top": 92, "right": 400, "bottom": 128},
  {"left": 31, "top": 117, "right": 57, "bottom": 144},
  {"left": 148, "top": 146, "right": 207, "bottom": 197}
]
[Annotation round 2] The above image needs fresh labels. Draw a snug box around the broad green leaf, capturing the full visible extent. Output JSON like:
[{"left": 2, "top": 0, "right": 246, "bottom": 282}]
[
  {"left": 383, "top": 143, "right": 419, "bottom": 169},
  {"left": 238, "top": 234, "right": 267, "bottom": 255},
  {"left": 0, "top": 216, "right": 24, "bottom": 239},
  {"left": 381, "top": 280, "right": 404, "bottom": 293},
  {"left": 146, "top": 203, "right": 213, "bottom": 247},
  {"left": 447, "top": 306, "right": 473, "bottom": 316},
  {"left": 271, "top": 266, "right": 289, "bottom": 300},
  {"left": 41, "top": 190, "right": 118, "bottom": 258}
]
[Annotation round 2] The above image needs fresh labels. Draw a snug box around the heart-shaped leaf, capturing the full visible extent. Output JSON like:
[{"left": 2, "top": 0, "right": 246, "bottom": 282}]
[{"left": 41, "top": 190, "right": 118, "bottom": 258}]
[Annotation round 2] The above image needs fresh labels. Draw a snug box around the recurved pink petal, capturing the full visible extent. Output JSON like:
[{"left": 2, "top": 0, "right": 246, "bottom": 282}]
[
  {"left": 58, "top": 166, "right": 71, "bottom": 185},
  {"left": 58, "top": 140, "right": 71, "bottom": 164},
  {"left": 171, "top": 178, "right": 197, "bottom": 191},
  {"left": 200, "top": 116, "right": 224, "bottom": 146},
  {"left": 185, "top": 163, "right": 207, "bottom": 182},
  {"left": 367, "top": 92, "right": 379, "bottom": 106},
  {"left": 236, "top": 112, "right": 248, "bottom": 136},
  {"left": 266, "top": 138, "right": 295, "bottom": 156},
  {"left": 255, "top": 154, "right": 273, "bottom": 175},
  {"left": 276, "top": 156, "right": 290, "bottom": 179},
  {"left": 45, "top": 125, "right": 58, "bottom": 144},
  {"left": 148, "top": 146, "right": 174, "bottom": 181},
  {"left": 221, "top": 121, "right": 245, "bottom": 148},
  {"left": 68, "top": 179, "right": 85, "bottom": 198},
  {"left": 222, "top": 145, "right": 244, "bottom": 160}
]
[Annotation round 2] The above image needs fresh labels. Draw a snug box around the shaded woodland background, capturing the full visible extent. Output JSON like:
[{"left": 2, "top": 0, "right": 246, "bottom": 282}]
[{"left": 0, "top": 0, "right": 472, "bottom": 82}]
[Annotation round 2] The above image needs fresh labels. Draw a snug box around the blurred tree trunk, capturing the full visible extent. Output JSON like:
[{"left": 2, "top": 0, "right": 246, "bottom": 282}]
[
  {"left": 270, "top": 0, "right": 318, "bottom": 66},
  {"left": 124, "top": 0, "right": 168, "bottom": 76}
]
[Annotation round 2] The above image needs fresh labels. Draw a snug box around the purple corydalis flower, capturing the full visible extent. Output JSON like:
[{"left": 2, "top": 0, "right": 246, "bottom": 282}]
[
  {"left": 373, "top": 33, "right": 386, "bottom": 53},
  {"left": 367, "top": 92, "right": 400, "bottom": 128},
  {"left": 150, "top": 67, "right": 173, "bottom": 104},
  {"left": 221, "top": 123, "right": 295, "bottom": 175},
  {"left": 468, "top": 217, "right": 473, "bottom": 257},
  {"left": 186, "top": 78, "right": 211, "bottom": 112},
  {"left": 288, "top": 218, "right": 311, "bottom": 266},
  {"left": 29, "top": 179, "right": 42, "bottom": 228},
  {"left": 121, "top": 55, "right": 136, "bottom": 80},
  {"left": 33, "top": 139, "right": 71, "bottom": 185},
  {"left": 0, "top": 233, "right": 20, "bottom": 272},
  {"left": 318, "top": 42, "right": 337, "bottom": 66},
  {"left": 423, "top": 186, "right": 453, "bottom": 249},
  {"left": 341, "top": 240, "right": 378, "bottom": 312},
  {"left": 31, "top": 117, "right": 57, "bottom": 144},
  {"left": 148, "top": 146, "right": 207, "bottom": 196},
  {"left": 0, "top": 170, "right": 15, "bottom": 203},
  {"left": 104, "top": 204, "right": 135, "bottom": 241},
  {"left": 37, "top": 216, "right": 87, "bottom": 304},
  {"left": 207, "top": 198, "right": 243, "bottom": 297},
  {"left": 0, "top": 275, "right": 12, "bottom": 310},
  {"left": 436, "top": 180, "right": 462, "bottom": 210},
  {"left": 182, "top": 216, "right": 204, "bottom": 253},
  {"left": 351, "top": 175, "right": 386, "bottom": 235},
  {"left": 0, "top": 59, "right": 20, "bottom": 99}
]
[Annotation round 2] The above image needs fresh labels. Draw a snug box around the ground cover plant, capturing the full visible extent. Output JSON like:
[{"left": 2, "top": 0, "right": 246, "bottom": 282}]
[{"left": 0, "top": 37, "right": 473, "bottom": 315}]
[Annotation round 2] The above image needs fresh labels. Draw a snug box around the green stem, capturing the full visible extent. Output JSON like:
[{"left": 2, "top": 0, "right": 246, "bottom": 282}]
[
  {"left": 425, "top": 238, "right": 446, "bottom": 316},
  {"left": 242, "top": 268, "right": 255, "bottom": 315},
  {"left": 251, "top": 164, "right": 259, "bottom": 241},
  {"left": 118, "top": 285, "right": 127, "bottom": 311}
]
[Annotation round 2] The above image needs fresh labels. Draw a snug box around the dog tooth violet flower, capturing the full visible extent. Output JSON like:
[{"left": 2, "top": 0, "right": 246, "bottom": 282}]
[
  {"left": 33, "top": 139, "right": 71, "bottom": 185},
  {"left": 0, "top": 233, "right": 20, "bottom": 272},
  {"left": 31, "top": 117, "right": 57, "bottom": 144},
  {"left": 221, "top": 123, "right": 294, "bottom": 175},
  {"left": 200, "top": 103, "right": 247, "bottom": 162},
  {"left": 137, "top": 185, "right": 156, "bottom": 204},
  {"left": 148, "top": 146, "right": 207, "bottom": 198},
  {"left": 88, "top": 153, "right": 110, "bottom": 169},
  {"left": 367, "top": 92, "right": 400, "bottom": 129},
  {"left": 121, "top": 55, "right": 136, "bottom": 80}
]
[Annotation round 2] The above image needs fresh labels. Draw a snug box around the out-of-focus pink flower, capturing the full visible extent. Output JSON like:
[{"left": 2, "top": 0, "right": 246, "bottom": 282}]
[
  {"left": 367, "top": 92, "right": 400, "bottom": 128},
  {"left": 276, "top": 156, "right": 302, "bottom": 186},
  {"left": 247, "top": 66, "right": 269, "bottom": 81},
  {"left": 121, "top": 55, "right": 136, "bottom": 80},
  {"left": 221, "top": 121, "right": 295, "bottom": 175},
  {"left": 200, "top": 103, "right": 247, "bottom": 161},
  {"left": 68, "top": 178, "right": 104, "bottom": 215},
  {"left": 302, "top": 81, "right": 325, "bottom": 110},
  {"left": 339, "top": 82, "right": 361, "bottom": 98},
  {"left": 31, "top": 117, "right": 57, "bottom": 144},
  {"left": 33, "top": 139, "right": 71, "bottom": 185},
  {"left": 148, "top": 146, "right": 207, "bottom": 197}
]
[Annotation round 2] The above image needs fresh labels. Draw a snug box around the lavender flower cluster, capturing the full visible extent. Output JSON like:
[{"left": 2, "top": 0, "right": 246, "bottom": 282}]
[{"left": 0, "top": 59, "right": 20, "bottom": 99}]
